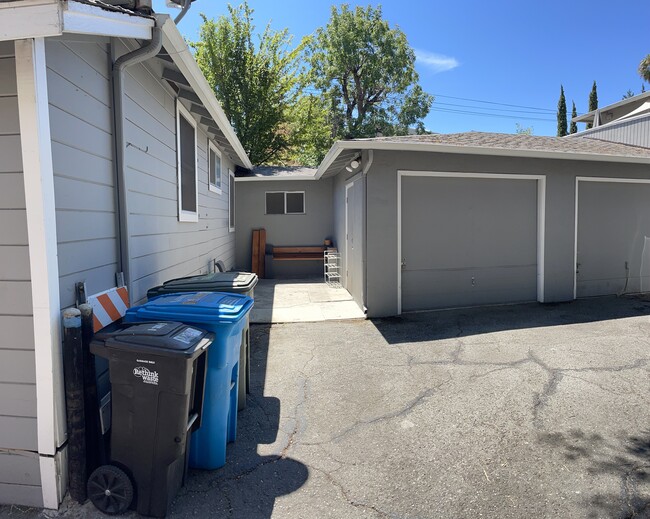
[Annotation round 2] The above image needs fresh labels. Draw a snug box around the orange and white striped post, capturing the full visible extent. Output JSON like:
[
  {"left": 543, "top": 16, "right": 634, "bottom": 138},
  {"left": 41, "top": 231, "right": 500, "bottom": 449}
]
[{"left": 86, "top": 286, "right": 130, "bottom": 332}]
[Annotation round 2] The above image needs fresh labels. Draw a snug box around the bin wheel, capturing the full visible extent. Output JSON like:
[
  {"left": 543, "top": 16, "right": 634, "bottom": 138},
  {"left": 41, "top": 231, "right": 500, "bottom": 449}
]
[{"left": 87, "top": 464, "right": 134, "bottom": 515}]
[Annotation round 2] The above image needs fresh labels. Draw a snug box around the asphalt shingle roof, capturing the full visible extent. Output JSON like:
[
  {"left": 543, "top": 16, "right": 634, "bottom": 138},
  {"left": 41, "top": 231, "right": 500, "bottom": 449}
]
[
  {"left": 353, "top": 132, "right": 650, "bottom": 159},
  {"left": 238, "top": 166, "right": 317, "bottom": 178}
]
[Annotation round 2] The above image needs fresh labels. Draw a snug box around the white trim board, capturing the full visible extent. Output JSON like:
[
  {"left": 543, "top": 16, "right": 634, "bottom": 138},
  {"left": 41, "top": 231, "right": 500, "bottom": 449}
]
[
  {"left": 15, "top": 37, "right": 65, "bottom": 509},
  {"left": 573, "top": 176, "right": 650, "bottom": 299},
  {"left": 0, "top": 0, "right": 154, "bottom": 42},
  {"left": 63, "top": 1, "right": 153, "bottom": 40},
  {"left": 397, "top": 170, "right": 547, "bottom": 315},
  {"left": 207, "top": 140, "right": 223, "bottom": 195},
  {"left": 345, "top": 181, "right": 354, "bottom": 288},
  {"left": 228, "top": 169, "right": 236, "bottom": 232},
  {"left": 176, "top": 101, "right": 199, "bottom": 223}
]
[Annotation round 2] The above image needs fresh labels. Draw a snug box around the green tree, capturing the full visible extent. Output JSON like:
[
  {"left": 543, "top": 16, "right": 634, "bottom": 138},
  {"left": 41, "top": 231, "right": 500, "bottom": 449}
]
[
  {"left": 557, "top": 85, "right": 568, "bottom": 137},
  {"left": 639, "top": 55, "right": 650, "bottom": 83},
  {"left": 586, "top": 80, "right": 598, "bottom": 129},
  {"left": 622, "top": 89, "right": 635, "bottom": 99},
  {"left": 569, "top": 101, "right": 578, "bottom": 134},
  {"left": 192, "top": 3, "right": 304, "bottom": 164},
  {"left": 282, "top": 94, "right": 334, "bottom": 166},
  {"left": 307, "top": 4, "right": 433, "bottom": 139},
  {"left": 515, "top": 123, "right": 533, "bottom": 135}
]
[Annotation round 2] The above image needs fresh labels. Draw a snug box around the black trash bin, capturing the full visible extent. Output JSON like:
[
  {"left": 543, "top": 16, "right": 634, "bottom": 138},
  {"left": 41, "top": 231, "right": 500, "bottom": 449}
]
[
  {"left": 88, "top": 321, "right": 212, "bottom": 517},
  {"left": 147, "top": 272, "right": 258, "bottom": 410}
]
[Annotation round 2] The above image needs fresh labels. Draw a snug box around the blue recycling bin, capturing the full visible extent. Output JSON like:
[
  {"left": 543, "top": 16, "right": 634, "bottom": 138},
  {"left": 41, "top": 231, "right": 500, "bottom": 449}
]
[{"left": 124, "top": 291, "right": 253, "bottom": 470}]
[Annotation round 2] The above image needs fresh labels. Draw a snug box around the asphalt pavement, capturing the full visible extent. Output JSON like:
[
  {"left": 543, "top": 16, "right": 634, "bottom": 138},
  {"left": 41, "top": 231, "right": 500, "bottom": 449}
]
[{"left": 3, "top": 296, "right": 650, "bottom": 518}]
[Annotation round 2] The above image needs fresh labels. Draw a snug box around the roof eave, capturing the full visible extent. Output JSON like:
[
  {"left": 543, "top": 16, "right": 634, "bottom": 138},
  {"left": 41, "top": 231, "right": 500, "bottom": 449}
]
[
  {"left": 158, "top": 15, "right": 253, "bottom": 170},
  {"left": 235, "top": 175, "right": 317, "bottom": 182},
  {"left": 318, "top": 139, "right": 650, "bottom": 177}
]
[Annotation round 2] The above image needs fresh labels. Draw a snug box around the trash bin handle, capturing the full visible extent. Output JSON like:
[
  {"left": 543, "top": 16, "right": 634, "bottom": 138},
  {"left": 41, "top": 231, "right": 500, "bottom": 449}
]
[{"left": 186, "top": 412, "right": 199, "bottom": 432}]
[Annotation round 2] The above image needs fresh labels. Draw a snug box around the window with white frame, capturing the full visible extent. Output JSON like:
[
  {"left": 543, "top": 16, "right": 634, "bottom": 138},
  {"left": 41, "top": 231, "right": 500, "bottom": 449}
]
[
  {"left": 229, "top": 170, "right": 235, "bottom": 232},
  {"left": 208, "top": 141, "right": 222, "bottom": 193},
  {"left": 265, "top": 191, "right": 305, "bottom": 215},
  {"left": 176, "top": 103, "right": 198, "bottom": 222}
]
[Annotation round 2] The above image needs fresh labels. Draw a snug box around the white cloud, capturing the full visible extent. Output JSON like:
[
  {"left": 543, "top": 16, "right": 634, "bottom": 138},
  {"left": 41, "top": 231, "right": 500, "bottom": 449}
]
[{"left": 415, "top": 50, "right": 459, "bottom": 73}]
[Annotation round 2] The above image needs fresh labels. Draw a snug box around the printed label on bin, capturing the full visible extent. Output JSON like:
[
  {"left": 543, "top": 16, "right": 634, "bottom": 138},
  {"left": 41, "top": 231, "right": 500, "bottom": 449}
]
[
  {"left": 133, "top": 366, "right": 159, "bottom": 385},
  {"left": 172, "top": 327, "right": 203, "bottom": 345},
  {"left": 146, "top": 323, "right": 167, "bottom": 332}
]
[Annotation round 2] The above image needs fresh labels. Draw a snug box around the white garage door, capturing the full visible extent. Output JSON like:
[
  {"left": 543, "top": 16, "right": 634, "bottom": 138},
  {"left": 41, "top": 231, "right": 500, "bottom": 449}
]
[
  {"left": 576, "top": 179, "right": 650, "bottom": 298},
  {"left": 399, "top": 173, "right": 542, "bottom": 312}
]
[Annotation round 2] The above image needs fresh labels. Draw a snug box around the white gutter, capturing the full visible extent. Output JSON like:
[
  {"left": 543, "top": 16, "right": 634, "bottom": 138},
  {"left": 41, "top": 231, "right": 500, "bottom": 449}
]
[
  {"left": 159, "top": 16, "right": 253, "bottom": 169},
  {"left": 317, "top": 139, "right": 650, "bottom": 178},
  {"left": 0, "top": 0, "right": 154, "bottom": 42}
]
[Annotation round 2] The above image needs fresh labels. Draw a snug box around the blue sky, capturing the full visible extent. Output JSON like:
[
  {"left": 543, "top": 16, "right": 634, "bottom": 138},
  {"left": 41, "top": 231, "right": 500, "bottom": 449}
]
[{"left": 153, "top": 0, "right": 650, "bottom": 136}]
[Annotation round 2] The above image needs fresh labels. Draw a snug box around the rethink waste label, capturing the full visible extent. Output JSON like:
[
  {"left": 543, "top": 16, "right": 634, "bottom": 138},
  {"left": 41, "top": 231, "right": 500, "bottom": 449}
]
[{"left": 133, "top": 366, "right": 159, "bottom": 385}]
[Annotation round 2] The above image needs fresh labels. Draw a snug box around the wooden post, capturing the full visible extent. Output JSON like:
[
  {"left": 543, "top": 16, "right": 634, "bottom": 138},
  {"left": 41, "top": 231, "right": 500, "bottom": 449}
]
[{"left": 259, "top": 228, "right": 266, "bottom": 279}]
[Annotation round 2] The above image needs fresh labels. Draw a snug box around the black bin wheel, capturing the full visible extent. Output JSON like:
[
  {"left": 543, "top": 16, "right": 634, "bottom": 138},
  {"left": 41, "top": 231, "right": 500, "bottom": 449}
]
[{"left": 87, "top": 464, "right": 134, "bottom": 515}]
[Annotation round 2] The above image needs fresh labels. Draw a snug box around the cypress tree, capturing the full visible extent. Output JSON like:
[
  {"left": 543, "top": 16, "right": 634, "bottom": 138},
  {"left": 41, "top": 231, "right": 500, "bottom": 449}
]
[
  {"left": 586, "top": 80, "right": 598, "bottom": 129},
  {"left": 569, "top": 101, "right": 578, "bottom": 134},
  {"left": 557, "top": 85, "right": 568, "bottom": 137}
]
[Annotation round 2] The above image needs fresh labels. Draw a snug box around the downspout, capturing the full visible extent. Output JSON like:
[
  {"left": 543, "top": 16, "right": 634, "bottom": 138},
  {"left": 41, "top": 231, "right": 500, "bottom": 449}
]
[
  {"left": 174, "top": 0, "right": 191, "bottom": 25},
  {"left": 112, "top": 20, "right": 162, "bottom": 301}
]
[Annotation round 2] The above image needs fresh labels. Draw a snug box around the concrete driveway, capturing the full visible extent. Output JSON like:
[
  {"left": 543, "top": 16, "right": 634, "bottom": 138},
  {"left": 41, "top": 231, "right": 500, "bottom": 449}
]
[{"left": 3, "top": 296, "right": 650, "bottom": 518}]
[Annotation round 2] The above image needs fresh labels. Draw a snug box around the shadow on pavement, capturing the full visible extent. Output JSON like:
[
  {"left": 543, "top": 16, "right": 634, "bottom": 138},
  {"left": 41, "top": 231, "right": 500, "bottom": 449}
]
[
  {"left": 539, "top": 429, "right": 650, "bottom": 518},
  {"left": 170, "top": 324, "right": 309, "bottom": 519},
  {"left": 372, "top": 295, "right": 650, "bottom": 345}
]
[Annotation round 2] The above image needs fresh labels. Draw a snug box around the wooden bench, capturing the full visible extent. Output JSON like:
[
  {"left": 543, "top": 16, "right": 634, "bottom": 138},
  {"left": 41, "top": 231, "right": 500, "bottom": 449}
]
[{"left": 272, "top": 246, "right": 325, "bottom": 261}]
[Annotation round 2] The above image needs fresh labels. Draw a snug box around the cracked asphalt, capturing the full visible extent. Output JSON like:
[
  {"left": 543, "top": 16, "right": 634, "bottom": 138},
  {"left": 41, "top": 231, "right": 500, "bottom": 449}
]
[{"left": 3, "top": 296, "right": 650, "bottom": 519}]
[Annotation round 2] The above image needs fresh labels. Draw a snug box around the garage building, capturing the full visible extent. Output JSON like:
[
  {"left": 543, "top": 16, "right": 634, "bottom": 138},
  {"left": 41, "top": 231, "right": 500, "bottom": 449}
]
[{"left": 237, "top": 132, "right": 650, "bottom": 317}]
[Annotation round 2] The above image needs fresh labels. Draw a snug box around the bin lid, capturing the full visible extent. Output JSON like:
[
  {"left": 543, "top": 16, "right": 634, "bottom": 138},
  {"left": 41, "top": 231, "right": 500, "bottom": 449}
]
[
  {"left": 127, "top": 291, "right": 254, "bottom": 325},
  {"left": 91, "top": 321, "right": 213, "bottom": 357},
  {"left": 158, "top": 272, "right": 258, "bottom": 294}
]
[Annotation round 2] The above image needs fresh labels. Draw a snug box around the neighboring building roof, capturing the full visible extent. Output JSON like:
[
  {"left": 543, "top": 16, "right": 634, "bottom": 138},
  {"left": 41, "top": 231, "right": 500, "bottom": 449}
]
[
  {"left": 236, "top": 165, "right": 318, "bottom": 181},
  {"left": 317, "top": 132, "right": 650, "bottom": 179},
  {"left": 568, "top": 112, "right": 650, "bottom": 147},
  {"left": 572, "top": 91, "right": 650, "bottom": 125}
]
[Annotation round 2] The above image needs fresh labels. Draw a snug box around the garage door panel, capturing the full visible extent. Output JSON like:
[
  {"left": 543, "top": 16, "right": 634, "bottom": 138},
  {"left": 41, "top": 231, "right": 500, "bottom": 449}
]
[
  {"left": 403, "top": 265, "right": 537, "bottom": 311},
  {"left": 401, "top": 175, "right": 538, "bottom": 311},
  {"left": 577, "top": 182, "right": 650, "bottom": 298}
]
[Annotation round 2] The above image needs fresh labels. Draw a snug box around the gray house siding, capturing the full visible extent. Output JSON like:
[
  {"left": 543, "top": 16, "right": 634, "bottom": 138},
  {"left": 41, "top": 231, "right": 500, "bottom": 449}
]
[
  {"left": 120, "top": 42, "right": 236, "bottom": 303},
  {"left": 0, "top": 40, "right": 42, "bottom": 507},
  {"left": 45, "top": 36, "right": 118, "bottom": 309},
  {"left": 235, "top": 178, "right": 334, "bottom": 278},
  {"left": 361, "top": 150, "right": 650, "bottom": 317},
  {"left": 578, "top": 114, "right": 650, "bottom": 148}
]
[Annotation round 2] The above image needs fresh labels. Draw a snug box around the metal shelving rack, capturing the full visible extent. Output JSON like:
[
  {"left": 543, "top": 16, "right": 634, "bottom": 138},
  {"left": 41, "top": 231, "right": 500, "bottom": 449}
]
[{"left": 324, "top": 248, "right": 341, "bottom": 287}]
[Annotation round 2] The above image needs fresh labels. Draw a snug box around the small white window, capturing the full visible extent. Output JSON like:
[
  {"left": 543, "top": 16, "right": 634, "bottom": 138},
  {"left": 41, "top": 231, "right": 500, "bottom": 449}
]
[
  {"left": 229, "top": 169, "right": 235, "bottom": 232},
  {"left": 265, "top": 191, "right": 305, "bottom": 215},
  {"left": 176, "top": 102, "right": 198, "bottom": 222},
  {"left": 208, "top": 141, "right": 222, "bottom": 194}
]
